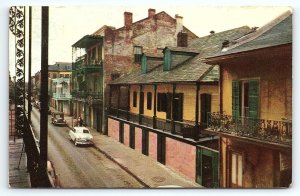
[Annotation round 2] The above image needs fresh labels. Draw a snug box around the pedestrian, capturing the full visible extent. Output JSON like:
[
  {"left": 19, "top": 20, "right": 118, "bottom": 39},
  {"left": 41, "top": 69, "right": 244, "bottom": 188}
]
[{"left": 79, "top": 116, "right": 83, "bottom": 127}]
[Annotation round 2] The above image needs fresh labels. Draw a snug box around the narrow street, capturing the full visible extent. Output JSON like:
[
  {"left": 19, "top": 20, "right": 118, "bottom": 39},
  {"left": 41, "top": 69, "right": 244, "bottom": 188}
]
[{"left": 28, "top": 103, "right": 143, "bottom": 188}]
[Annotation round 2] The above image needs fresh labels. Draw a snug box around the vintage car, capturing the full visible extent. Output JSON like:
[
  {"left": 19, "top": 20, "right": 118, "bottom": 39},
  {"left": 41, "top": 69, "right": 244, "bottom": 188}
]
[
  {"left": 51, "top": 112, "right": 66, "bottom": 126},
  {"left": 69, "top": 127, "right": 94, "bottom": 146}
]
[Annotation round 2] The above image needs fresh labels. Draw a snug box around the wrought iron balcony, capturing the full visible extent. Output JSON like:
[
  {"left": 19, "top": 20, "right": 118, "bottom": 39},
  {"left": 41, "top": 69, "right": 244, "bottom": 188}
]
[
  {"left": 53, "top": 93, "right": 72, "bottom": 100},
  {"left": 72, "top": 56, "right": 103, "bottom": 72},
  {"left": 108, "top": 107, "right": 199, "bottom": 140},
  {"left": 206, "top": 112, "right": 292, "bottom": 146},
  {"left": 72, "top": 91, "right": 102, "bottom": 99}
]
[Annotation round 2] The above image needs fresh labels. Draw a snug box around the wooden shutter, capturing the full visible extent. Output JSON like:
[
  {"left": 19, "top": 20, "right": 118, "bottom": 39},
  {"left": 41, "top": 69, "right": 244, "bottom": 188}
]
[
  {"left": 163, "top": 49, "right": 171, "bottom": 71},
  {"left": 141, "top": 55, "right": 147, "bottom": 74},
  {"left": 232, "top": 81, "right": 240, "bottom": 120},
  {"left": 248, "top": 80, "right": 259, "bottom": 120}
]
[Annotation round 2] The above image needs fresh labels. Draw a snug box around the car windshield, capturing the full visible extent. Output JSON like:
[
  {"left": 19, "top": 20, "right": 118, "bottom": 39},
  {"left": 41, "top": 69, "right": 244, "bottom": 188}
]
[{"left": 83, "top": 129, "right": 89, "bottom": 134}]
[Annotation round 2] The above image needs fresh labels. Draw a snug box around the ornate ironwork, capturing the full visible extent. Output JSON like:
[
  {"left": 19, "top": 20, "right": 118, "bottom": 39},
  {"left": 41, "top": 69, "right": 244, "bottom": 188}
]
[
  {"left": 207, "top": 112, "right": 292, "bottom": 145},
  {"left": 10, "top": 6, "right": 26, "bottom": 137}
]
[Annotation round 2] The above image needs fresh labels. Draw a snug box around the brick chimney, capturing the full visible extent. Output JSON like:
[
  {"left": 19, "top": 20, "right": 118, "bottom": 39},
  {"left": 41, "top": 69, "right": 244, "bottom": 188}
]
[
  {"left": 148, "top": 8, "right": 156, "bottom": 18},
  {"left": 124, "top": 12, "right": 133, "bottom": 28},
  {"left": 175, "top": 14, "right": 183, "bottom": 32}
]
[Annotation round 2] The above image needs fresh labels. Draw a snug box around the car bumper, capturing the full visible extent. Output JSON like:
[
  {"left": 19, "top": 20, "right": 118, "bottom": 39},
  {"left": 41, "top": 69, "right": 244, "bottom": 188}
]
[
  {"left": 53, "top": 123, "right": 67, "bottom": 126},
  {"left": 76, "top": 140, "right": 94, "bottom": 145}
]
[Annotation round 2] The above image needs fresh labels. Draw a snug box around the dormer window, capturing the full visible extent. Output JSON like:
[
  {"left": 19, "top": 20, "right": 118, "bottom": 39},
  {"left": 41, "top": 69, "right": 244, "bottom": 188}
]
[{"left": 134, "top": 46, "right": 143, "bottom": 64}]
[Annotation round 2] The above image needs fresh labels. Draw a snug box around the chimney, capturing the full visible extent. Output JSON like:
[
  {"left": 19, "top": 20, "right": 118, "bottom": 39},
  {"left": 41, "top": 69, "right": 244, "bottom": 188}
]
[
  {"left": 175, "top": 14, "right": 183, "bottom": 32},
  {"left": 148, "top": 8, "right": 156, "bottom": 18},
  {"left": 124, "top": 12, "right": 133, "bottom": 28}
]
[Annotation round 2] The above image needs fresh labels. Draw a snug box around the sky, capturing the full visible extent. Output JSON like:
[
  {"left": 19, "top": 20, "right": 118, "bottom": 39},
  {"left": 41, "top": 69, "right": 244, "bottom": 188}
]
[{"left": 8, "top": 6, "right": 291, "bottom": 78}]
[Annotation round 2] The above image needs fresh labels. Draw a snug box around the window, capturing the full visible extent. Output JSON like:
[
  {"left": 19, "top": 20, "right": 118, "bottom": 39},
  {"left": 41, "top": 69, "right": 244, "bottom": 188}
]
[
  {"left": 134, "top": 46, "right": 143, "bottom": 63},
  {"left": 157, "top": 93, "right": 167, "bottom": 112},
  {"left": 230, "top": 151, "right": 243, "bottom": 187},
  {"left": 60, "top": 74, "right": 64, "bottom": 78},
  {"left": 65, "top": 74, "right": 70, "bottom": 78},
  {"left": 232, "top": 79, "right": 259, "bottom": 120},
  {"left": 147, "top": 92, "right": 152, "bottom": 110},
  {"left": 53, "top": 73, "right": 57, "bottom": 78},
  {"left": 111, "top": 73, "right": 120, "bottom": 81},
  {"left": 133, "top": 91, "right": 137, "bottom": 107}
]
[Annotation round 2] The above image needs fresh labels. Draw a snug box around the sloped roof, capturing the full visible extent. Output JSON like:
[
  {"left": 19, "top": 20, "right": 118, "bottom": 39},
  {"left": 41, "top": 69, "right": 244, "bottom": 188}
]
[
  {"left": 111, "top": 26, "right": 251, "bottom": 84},
  {"left": 49, "top": 62, "right": 72, "bottom": 71},
  {"left": 206, "top": 11, "right": 292, "bottom": 58}
]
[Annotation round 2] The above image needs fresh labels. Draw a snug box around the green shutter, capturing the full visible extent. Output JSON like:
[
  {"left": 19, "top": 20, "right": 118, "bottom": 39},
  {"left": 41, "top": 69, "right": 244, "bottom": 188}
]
[
  {"left": 141, "top": 55, "right": 147, "bottom": 74},
  {"left": 232, "top": 80, "right": 240, "bottom": 120},
  {"left": 248, "top": 80, "right": 259, "bottom": 120},
  {"left": 163, "top": 48, "right": 171, "bottom": 71}
]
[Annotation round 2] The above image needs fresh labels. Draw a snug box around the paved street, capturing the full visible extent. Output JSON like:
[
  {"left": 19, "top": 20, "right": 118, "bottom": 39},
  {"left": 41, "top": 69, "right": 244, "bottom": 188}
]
[{"left": 29, "top": 104, "right": 143, "bottom": 188}]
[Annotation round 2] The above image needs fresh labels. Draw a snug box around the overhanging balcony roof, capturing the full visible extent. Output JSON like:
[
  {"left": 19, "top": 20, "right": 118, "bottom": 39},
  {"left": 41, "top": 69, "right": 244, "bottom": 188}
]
[{"left": 72, "top": 35, "right": 103, "bottom": 48}]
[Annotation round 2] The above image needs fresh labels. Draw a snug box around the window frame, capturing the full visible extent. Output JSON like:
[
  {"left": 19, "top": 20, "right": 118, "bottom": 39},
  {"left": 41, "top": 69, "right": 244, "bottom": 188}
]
[
  {"left": 133, "top": 91, "right": 137, "bottom": 108},
  {"left": 147, "top": 92, "right": 152, "bottom": 110},
  {"left": 157, "top": 93, "right": 167, "bottom": 112},
  {"left": 227, "top": 148, "right": 245, "bottom": 188},
  {"left": 134, "top": 46, "right": 143, "bottom": 64}
]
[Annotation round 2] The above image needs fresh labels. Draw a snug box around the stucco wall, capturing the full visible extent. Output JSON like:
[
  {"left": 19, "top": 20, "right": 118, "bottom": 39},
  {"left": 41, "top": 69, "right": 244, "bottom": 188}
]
[
  {"left": 123, "top": 123, "right": 130, "bottom": 146},
  {"left": 148, "top": 131, "right": 157, "bottom": 160},
  {"left": 108, "top": 118, "right": 120, "bottom": 141},
  {"left": 221, "top": 50, "right": 292, "bottom": 121},
  {"left": 165, "top": 137, "right": 196, "bottom": 181},
  {"left": 134, "top": 127, "right": 142, "bottom": 153}
]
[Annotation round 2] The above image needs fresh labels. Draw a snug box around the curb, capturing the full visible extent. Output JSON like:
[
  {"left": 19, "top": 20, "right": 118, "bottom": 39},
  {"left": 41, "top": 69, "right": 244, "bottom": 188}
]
[{"left": 92, "top": 144, "right": 150, "bottom": 188}]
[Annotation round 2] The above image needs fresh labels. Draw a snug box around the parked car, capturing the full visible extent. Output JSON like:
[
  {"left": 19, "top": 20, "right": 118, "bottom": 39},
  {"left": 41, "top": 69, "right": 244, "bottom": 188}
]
[
  {"left": 51, "top": 112, "right": 66, "bottom": 126},
  {"left": 69, "top": 127, "right": 94, "bottom": 146}
]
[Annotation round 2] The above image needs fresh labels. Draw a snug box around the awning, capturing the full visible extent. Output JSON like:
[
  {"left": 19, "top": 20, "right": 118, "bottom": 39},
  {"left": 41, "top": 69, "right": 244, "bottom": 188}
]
[{"left": 72, "top": 35, "right": 103, "bottom": 48}]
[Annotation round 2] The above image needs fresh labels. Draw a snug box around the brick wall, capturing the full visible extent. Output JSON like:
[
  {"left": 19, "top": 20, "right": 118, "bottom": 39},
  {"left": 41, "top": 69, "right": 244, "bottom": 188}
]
[
  {"left": 134, "top": 127, "right": 142, "bottom": 153},
  {"left": 148, "top": 132, "right": 157, "bottom": 160},
  {"left": 123, "top": 123, "right": 130, "bottom": 146},
  {"left": 108, "top": 118, "right": 119, "bottom": 141}
]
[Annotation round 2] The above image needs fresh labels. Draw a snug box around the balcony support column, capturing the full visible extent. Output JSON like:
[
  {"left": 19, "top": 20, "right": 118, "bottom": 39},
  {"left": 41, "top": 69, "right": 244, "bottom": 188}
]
[
  {"left": 139, "top": 85, "right": 143, "bottom": 124},
  {"left": 195, "top": 82, "right": 200, "bottom": 140},
  {"left": 153, "top": 84, "right": 157, "bottom": 129},
  {"left": 108, "top": 84, "right": 112, "bottom": 112},
  {"left": 171, "top": 83, "right": 176, "bottom": 134},
  {"left": 117, "top": 85, "right": 120, "bottom": 118},
  {"left": 127, "top": 85, "right": 130, "bottom": 121}
]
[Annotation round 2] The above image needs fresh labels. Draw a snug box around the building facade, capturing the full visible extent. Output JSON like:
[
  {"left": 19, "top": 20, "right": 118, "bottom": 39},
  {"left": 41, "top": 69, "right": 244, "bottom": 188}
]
[
  {"left": 107, "top": 26, "right": 252, "bottom": 187},
  {"left": 48, "top": 62, "right": 72, "bottom": 114},
  {"left": 71, "top": 8, "right": 198, "bottom": 133},
  {"left": 203, "top": 11, "right": 292, "bottom": 188}
]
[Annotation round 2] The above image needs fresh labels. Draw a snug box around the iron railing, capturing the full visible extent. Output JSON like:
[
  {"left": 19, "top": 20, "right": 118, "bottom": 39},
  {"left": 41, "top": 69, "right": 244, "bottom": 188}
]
[
  {"left": 72, "top": 91, "right": 102, "bottom": 99},
  {"left": 53, "top": 93, "right": 72, "bottom": 99},
  {"left": 108, "top": 108, "right": 199, "bottom": 140},
  {"left": 207, "top": 112, "right": 292, "bottom": 145}
]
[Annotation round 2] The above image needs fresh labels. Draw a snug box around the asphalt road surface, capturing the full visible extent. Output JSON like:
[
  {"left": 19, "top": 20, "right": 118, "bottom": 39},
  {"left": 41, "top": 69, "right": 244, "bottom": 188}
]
[{"left": 28, "top": 103, "right": 143, "bottom": 188}]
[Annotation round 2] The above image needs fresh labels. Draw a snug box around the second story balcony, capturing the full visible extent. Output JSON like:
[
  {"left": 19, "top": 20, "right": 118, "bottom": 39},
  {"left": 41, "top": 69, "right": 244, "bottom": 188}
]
[
  {"left": 72, "top": 90, "right": 102, "bottom": 100},
  {"left": 205, "top": 112, "right": 292, "bottom": 148},
  {"left": 53, "top": 93, "right": 72, "bottom": 100}
]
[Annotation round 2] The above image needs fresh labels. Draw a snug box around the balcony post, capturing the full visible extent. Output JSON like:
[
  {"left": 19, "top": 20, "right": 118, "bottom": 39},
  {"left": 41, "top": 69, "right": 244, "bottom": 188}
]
[
  {"left": 195, "top": 82, "right": 200, "bottom": 140},
  {"left": 127, "top": 84, "right": 130, "bottom": 121},
  {"left": 108, "top": 84, "right": 112, "bottom": 113},
  {"left": 27, "top": 6, "right": 32, "bottom": 122},
  {"left": 171, "top": 83, "right": 176, "bottom": 134},
  {"left": 153, "top": 84, "right": 157, "bottom": 129},
  {"left": 117, "top": 85, "right": 120, "bottom": 118},
  {"left": 139, "top": 84, "right": 143, "bottom": 124}
]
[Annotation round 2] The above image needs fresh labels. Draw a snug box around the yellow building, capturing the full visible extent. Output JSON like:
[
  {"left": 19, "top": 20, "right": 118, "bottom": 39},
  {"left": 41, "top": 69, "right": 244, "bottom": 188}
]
[
  {"left": 203, "top": 11, "right": 292, "bottom": 188},
  {"left": 107, "top": 26, "right": 252, "bottom": 187}
]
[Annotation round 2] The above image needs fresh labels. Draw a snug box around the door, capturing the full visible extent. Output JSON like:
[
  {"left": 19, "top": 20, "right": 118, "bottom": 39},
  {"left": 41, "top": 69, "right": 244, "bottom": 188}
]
[
  {"left": 200, "top": 94, "right": 211, "bottom": 125},
  {"left": 173, "top": 93, "right": 183, "bottom": 121},
  {"left": 196, "top": 148, "right": 219, "bottom": 188}
]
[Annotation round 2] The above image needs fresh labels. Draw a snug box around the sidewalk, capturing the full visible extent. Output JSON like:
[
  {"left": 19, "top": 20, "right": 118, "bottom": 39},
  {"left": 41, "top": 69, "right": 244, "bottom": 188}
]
[
  {"left": 62, "top": 111, "right": 201, "bottom": 188},
  {"left": 9, "top": 107, "right": 31, "bottom": 188}
]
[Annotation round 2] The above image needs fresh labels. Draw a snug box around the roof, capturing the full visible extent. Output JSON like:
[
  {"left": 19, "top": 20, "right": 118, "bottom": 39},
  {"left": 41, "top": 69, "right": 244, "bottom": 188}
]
[
  {"left": 72, "top": 35, "right": 103, "bottom": 48},
  {"left": 111, "top": 26, "right": 251, "bottom": 84},
  {"left": 206, "top": 11, "right": 292, "bottom": 58},
  {"left": 49, "top": 62, "right": 72, "bottom": 71}
]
